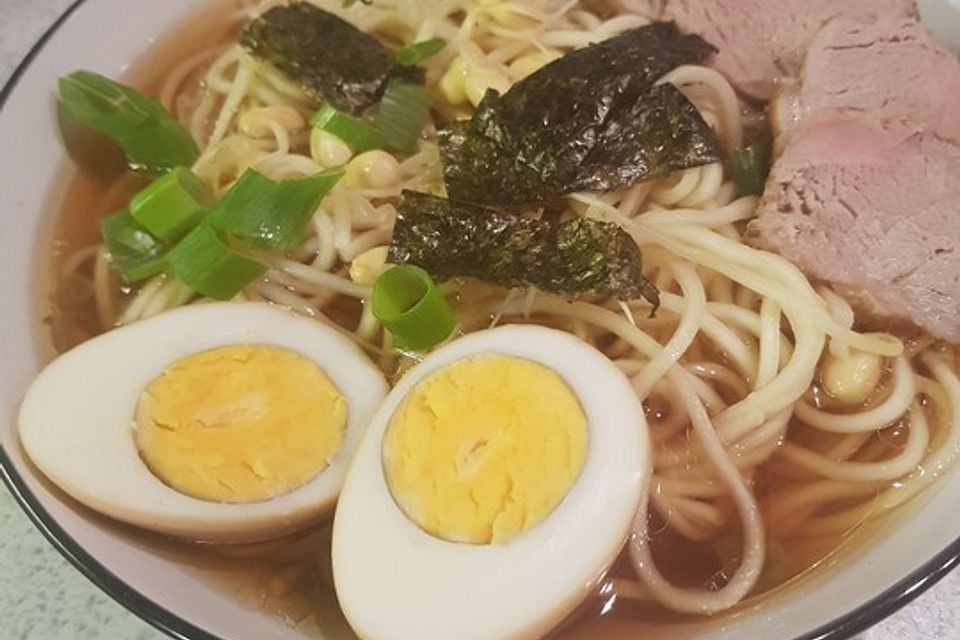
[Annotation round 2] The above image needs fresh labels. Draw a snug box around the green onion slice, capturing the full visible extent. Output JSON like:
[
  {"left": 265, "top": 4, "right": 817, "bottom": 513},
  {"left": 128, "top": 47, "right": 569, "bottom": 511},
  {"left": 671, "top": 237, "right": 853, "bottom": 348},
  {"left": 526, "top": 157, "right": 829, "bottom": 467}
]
[
  {"left": 100, "top": 209, "right": 168, "bottom": 282},
  {"left": 58, "top": 71, "right": 199, "bottom": 176},
  {"left": 310, "top": 104, "right": 384, "bottom": 152},
  {"left": 374, "top": 78, "right": 429, "bottom": 154},
  {"left": 207, "top": 168, "right": 343, "bottom": 251},
  {"left": 730, "top": 143, "right": 771, "bottom": 197},
  {"left": 372, "top": 265, "right": 455, "bottom": 351},
  {"left": 167, "top": 224, "right": 266, "bottom": 300},
  {"left": 395, "top": 38, "right": 446, "bottom": 66},
  {"left": 130, "top": 167, "right": 212, "bottom": 243}
]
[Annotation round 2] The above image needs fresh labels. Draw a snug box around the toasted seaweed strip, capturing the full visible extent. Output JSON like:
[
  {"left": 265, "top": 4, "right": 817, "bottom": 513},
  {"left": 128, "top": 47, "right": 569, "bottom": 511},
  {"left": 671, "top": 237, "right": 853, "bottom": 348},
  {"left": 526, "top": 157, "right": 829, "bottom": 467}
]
[
  {"left": 440, "top": 22, "right": 722, "bottom": 205},
  {"left": 241, "top": 3, "right": 393, "bottom": 114},
  {"left": 572, "top": 83, "right": 723, "bottom": 191},
  {"left": 389, "top": 191, "right": 660, "bottom": 307},
  {"left": 437, "top": 121, "right": 548, "bottom": 203},
  {"left": 471, "top": 21, "right": 716, "bottom": 152},
  {"left": 441, "top": 84, "right": 720, "bottom": 203}
]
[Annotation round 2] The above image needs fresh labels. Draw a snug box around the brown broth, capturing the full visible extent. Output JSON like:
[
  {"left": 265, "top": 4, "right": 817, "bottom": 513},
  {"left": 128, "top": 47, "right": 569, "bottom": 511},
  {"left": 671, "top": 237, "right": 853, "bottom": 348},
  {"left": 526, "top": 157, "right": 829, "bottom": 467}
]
[
  {"left": 40, "top": 0, "right": 240, "bottom": 355},
  {"left": 37, "top": 3, "right": 936, "bottom": 639}
]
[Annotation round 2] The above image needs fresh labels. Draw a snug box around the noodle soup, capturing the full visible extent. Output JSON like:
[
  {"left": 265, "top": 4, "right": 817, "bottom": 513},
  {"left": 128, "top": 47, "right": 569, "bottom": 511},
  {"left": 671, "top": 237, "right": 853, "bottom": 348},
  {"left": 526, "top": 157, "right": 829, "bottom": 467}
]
[{"left": 25, "top": 1, "right": 960, "bottom": 639}]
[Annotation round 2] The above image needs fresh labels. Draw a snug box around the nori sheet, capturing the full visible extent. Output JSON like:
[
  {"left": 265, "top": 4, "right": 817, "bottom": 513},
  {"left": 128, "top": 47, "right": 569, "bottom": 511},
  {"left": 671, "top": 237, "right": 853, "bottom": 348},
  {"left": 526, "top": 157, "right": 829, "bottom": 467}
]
[
  {"left": 574, "top": 83, "right": 723, "bottom": 192},
  {"left": 241, "top": 3, "right": 394, "bottom": 114},
  {"left": 389, "top": 191, "right": 660, "bottom": 306},
  {"left": 439, "top": 22, "right": 722, "bottom": 205}
]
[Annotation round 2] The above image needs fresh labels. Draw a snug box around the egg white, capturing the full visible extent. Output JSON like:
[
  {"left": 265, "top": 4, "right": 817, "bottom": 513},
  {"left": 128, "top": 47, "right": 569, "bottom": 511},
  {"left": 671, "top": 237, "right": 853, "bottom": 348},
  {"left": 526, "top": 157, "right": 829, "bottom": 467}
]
[
  {"left": 19, "top": 302, "right": 389, "bottom": 543},
  {"left": 332, "top": 325, "right": 651, "bottom": 640}
]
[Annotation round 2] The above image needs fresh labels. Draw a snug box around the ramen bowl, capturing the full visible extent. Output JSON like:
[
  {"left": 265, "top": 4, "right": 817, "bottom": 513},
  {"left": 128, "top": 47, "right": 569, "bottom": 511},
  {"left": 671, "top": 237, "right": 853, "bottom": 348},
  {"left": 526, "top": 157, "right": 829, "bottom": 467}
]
[{"left": 1, "top": 1, "right": 959, "bottom": 640}]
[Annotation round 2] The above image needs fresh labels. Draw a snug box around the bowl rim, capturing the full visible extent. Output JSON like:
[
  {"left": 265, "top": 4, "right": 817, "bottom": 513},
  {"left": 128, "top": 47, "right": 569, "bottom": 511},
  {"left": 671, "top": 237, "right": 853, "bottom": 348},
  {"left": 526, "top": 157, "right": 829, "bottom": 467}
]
[{"left": 0, "top": 2, "right": 958, "bottom": 640}]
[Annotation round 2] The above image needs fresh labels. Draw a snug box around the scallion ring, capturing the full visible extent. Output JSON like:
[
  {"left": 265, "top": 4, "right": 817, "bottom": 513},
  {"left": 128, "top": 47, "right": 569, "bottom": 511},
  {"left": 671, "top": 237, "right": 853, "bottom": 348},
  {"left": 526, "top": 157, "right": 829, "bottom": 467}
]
[
  {"left": 372, "top": 265, "right": 455, "bottom": 351},
  {"left": 167, "top": 223, "right": 266, "bottom": 300},
  {"left": 310, "top": 104, "right": 384, "bottom": 153},
  {"left": 731, "top": 143, "right": 771, "bottom": 197},
  {"left": 395, "top": 38, "right": 446, "bottom": 66},
  {"left": 130, "top": 167, "right": 212, "bottom": 243}
]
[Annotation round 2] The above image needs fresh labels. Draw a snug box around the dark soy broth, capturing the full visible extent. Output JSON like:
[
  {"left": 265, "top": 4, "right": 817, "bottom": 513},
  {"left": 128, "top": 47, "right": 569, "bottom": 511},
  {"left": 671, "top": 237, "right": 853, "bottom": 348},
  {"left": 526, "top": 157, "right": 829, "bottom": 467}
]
[
  {"left": 41, "top": 0, "right": 239, "bottom": 354},
  {"left": 38, "top": 2, "right": 930, "bottom": 639}
]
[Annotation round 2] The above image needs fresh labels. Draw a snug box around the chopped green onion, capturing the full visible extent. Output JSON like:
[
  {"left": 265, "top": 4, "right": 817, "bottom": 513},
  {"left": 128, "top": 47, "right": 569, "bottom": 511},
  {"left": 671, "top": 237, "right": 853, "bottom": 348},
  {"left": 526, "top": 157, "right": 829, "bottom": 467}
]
[
  {"left": 167, "top": 224, "right": 266, "bottom": 300},
  {"left": 310, "top": 104, "right": 384, "bottom": 152},
  {"left": 395, "top": 38, "right": 446, "bottom": 66},
  {"left": 58, "top": 71, "right": 199, "bottom": 176},
  {"left": 100, "top": 209, "right": 167, "bottom": 282},
  {"left": 129, "top": 167, "right": 212, "bottom": 243},
  {"left": 731, "top": 143, "right": 771, "bottom": 197},
  {"left": 208, "top": 168, "right": 343, "bottom": 251},
  {"left": 374, "top": 78, "right": 429, "bottom": 154},
  {"left": 372, "top": 265, "right": 455, "bottom": 351}
]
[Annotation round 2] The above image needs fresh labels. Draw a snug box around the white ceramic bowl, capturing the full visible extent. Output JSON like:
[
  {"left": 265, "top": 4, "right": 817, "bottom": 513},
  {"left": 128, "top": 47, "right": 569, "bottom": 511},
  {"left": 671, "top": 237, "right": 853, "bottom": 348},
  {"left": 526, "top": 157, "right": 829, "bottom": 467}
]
[{"left": 1, "top": 2, "right": 958, "bottom": 640}]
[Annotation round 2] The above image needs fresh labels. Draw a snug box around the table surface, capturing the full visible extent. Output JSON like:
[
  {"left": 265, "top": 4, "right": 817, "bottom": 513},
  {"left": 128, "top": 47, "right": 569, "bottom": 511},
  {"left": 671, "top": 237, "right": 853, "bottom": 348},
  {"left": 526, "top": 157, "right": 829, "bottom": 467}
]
[{"left": 1, "top": 1, "right": 958, "bottom": 639}]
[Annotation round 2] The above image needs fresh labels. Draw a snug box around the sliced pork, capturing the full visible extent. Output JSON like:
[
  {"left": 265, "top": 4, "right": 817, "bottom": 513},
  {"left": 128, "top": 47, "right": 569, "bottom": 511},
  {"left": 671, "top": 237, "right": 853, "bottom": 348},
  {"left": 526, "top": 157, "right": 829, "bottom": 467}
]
[
  {"left": 617, "top": 1, "right": 960, "bottom": 340},
  {"left": 753, "top": 119, "right": 960, "bottom": 342},
  {"left": 623, "top": 0, "right": 916, "bottom": 99},
  {"left": 773, "top": 16, "right": 960, "bottom": 144},
  {"left": 754, "top": 12, "right": 960, "bottom": 342}
]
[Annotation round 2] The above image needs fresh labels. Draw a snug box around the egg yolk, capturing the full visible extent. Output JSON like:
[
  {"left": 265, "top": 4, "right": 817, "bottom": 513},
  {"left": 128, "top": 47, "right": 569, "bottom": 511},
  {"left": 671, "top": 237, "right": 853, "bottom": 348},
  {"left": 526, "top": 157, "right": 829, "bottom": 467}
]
[
  {"left": 135, "top": 345, "right": 347, "bottom": 503},
  {"left": 383, "top": 355, "right": 588, "bottom": 544}
]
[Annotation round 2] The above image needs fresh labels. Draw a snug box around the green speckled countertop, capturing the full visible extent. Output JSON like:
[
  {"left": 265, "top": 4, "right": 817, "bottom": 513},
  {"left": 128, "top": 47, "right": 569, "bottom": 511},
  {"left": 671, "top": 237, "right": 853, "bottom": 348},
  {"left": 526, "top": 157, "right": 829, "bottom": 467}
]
[
  {"left": 0, "top": 488, "right": 164, "bottom": 639},
  {"left": 0, "top": 1, "right": 957, "bottom": 639}
]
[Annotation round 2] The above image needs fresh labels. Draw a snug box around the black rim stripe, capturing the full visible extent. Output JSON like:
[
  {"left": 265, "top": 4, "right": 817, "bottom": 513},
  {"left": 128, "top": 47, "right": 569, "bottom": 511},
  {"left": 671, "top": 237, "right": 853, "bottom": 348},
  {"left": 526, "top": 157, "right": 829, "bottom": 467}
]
[
  {"left": 1, "top": 2, "right": 959, "bottom": 640},
  {"left": 795, "top": 539, "right": 960, "bottom": 640}
]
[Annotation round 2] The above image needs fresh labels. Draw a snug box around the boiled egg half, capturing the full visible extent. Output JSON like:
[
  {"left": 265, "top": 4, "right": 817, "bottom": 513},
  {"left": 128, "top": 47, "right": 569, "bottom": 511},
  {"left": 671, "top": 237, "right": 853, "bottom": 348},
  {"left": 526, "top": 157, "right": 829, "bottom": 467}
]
[
  {"left": 19, "top": 302, "right": 388, "bottom": 542},
  {"left": 333, "top": 325, "right": 650, "bottom": 640}
]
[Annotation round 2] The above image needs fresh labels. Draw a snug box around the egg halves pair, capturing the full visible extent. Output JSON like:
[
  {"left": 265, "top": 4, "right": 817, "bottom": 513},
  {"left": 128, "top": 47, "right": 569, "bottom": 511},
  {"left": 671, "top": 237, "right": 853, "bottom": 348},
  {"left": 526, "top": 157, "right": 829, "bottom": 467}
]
[{"left": 20, "top": 303, "right": 650, "bottom": 640}]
